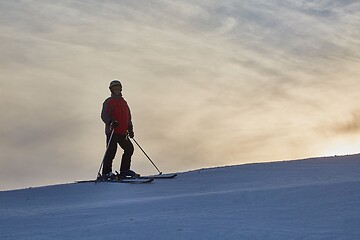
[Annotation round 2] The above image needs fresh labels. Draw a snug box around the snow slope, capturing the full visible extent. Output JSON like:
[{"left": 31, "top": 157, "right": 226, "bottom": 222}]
[{"left": 1, "top": 155, "right": 360, "bottom": 240}]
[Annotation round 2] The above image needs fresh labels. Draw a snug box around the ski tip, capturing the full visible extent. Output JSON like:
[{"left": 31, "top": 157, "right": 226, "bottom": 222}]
[{"left": 139, "top": 173, "right": 177, "bottom": 179}]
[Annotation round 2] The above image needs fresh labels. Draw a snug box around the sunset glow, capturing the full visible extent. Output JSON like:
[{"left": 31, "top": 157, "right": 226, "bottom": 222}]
[
  {"left": 320, "top": 138, "right": 360, "bottom": 157},
  {"left": 1, "top": 0, "right": 359, "bottom": 190}
]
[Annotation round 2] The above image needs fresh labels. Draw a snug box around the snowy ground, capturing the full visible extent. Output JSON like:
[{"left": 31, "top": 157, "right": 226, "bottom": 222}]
[{"left": 1, "top": 155, "right": 360, "bottom": 240}]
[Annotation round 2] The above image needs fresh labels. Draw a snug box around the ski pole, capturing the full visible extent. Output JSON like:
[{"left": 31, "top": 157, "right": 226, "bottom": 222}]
[
  {"left": 97, "top": 128, "right": 115, "bottom": 178},
  {"left": 132, "top": 138, "right": 162, "bottom": 175}
]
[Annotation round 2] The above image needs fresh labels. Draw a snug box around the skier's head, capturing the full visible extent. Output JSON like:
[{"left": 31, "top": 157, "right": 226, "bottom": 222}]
[{"left": 109, "top": 80, "right": 122, "bottom": 96}]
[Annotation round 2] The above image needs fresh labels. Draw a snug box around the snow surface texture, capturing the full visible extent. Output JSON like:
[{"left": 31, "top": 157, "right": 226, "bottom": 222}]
[{"left": 1, "top": 155, "right": 359, "bottom": 240}]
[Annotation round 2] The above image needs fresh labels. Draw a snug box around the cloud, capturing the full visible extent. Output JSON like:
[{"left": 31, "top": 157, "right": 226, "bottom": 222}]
[
  {"left": 1, "top": 0, "right": 360, "bottom": 190},
  {"left": 322, "top": 110, "right": 360, "bottom": 135}
]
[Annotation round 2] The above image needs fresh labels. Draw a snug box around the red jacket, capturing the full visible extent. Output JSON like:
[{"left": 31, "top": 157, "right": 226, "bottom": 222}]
[{"left": 101, "top": 95, "right": 132, "bottom": 135}]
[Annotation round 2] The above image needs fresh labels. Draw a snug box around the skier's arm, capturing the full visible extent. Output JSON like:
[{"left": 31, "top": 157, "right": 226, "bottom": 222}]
[
  {"left": 101, "top": 99, "right": 112, "bottom": 125},
  {"left": 127, "top": 108, "right": 134, "bottom": 138}
]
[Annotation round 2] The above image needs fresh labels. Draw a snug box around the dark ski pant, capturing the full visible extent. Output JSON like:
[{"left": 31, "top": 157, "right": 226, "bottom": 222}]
[{"left": 102, "top": 134, "right": 134, "bottom": 175}]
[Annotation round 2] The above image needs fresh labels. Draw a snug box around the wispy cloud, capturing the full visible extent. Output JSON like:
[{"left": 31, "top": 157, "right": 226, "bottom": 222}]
[{"left": 1, "top": 0, "right": 360, "bottom": 190}]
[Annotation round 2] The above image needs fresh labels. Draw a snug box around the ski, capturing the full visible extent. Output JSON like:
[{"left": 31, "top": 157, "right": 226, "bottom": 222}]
[
  {"left": 76, "top": 173, "right": 176, "bottom": 184},
  {"left": 76, "top": 178, "right": 153, "bottom": 184},
  {"left": 139, "top": 173, "right": 177, "bottom": 179}
]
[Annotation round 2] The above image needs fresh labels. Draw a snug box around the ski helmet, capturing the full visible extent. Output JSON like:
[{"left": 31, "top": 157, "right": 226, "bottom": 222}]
[{"left": 109, "top": 80, "right": 122, "bottom": 89}]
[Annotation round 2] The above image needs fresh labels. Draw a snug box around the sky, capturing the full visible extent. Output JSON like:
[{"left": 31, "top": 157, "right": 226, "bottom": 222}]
[{"left": 0, "top": 0, "right": 360, "bottom": 190}]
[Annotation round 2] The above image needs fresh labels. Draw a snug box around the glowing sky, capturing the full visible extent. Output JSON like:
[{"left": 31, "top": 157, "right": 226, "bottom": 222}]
[{"left": 1, "top": 0, "right": 360, "bottom": 190}]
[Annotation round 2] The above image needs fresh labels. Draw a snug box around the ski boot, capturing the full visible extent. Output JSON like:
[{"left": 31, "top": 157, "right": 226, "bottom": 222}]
[
  {"left": 97, "top": 172, "right": 116, "bottom": 182},
  {"left": 117, "top": 170, "right": 140, "bottom": 179}
]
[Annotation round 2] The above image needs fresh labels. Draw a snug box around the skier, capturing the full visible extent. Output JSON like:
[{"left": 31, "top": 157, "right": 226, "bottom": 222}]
[{"left": 100, "top": 80, "right": 138, "bottom": 180}]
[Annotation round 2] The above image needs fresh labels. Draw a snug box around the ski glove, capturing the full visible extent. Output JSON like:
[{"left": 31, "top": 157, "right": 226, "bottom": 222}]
[
  {"left": 128, "top": 129, "right": 134, "bottom": 138},
  {"left": 127, "top": 123, "right": 134, "bottom": 138},
  {"left": 110, "top": 121, "right": 119, "bottom": 128}
]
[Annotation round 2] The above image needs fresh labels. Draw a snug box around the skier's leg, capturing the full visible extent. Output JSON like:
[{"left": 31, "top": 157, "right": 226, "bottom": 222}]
[
  {"left": 102, "top": 134, "right": 118, "bottom": 175},
  {"left": 118, "top": 136, "right": 134, "bottom": 172}
]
